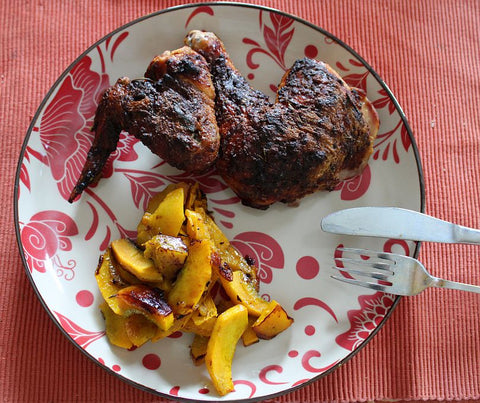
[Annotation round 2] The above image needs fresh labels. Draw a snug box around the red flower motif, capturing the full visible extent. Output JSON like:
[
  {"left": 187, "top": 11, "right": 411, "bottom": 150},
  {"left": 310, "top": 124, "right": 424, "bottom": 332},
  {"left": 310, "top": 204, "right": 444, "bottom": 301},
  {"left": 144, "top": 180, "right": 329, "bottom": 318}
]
[
  {"left": 54, "top": 311, "right": 105, "bottom": 349},
  {"left": 230, "top": 232, "right": 284, "bottom": 284},
  {"left": 335, "top": 292, "right": 395, "bottom": 351},
  {"left": 39, "top": 55, "right": 110, "bottom": 201},
  {"left": 301, "top": 350, "right": 339, "bottom": 373},
  {"left": 232, "top": 380, "right": 256, "bottom": 398},
  {"left": 373, "top": 119, "right": 410, "bottom": 163},
  {"left": 259, "top": 365, "right": 288, "bottom": 385},
  {"left": 243, "top": 10, "right": 295, "bottom": 71},
  {"left": 184, "top": 5, "right": 214, "bottom": 28},
  {"left": 334, "top": 164, "right": 371, "bottom": 201},
  {"left": 372, "top": 88, "right": 396, "bottom": 115},
  {"left": 123, "top": 172, "right": 166, "bottom": 211},
  {"left": 342, "top": 71, "right": 369, "bottom": 93},
  {"left": 20, "top": 210, "right": 78, "bottom": 274},
  {"left": 166, "top": 169, "right": 228, "bottom": 194},
  {"left": 293, "top": 297, "right": 338, "bottom": 322}
]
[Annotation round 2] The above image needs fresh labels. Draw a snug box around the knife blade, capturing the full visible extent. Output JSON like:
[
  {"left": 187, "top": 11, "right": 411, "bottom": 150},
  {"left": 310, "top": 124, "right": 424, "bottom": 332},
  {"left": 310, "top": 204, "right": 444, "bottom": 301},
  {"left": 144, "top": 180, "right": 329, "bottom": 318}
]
[{"left": 321, "top": 207, "right": 480, "bottom": 244}]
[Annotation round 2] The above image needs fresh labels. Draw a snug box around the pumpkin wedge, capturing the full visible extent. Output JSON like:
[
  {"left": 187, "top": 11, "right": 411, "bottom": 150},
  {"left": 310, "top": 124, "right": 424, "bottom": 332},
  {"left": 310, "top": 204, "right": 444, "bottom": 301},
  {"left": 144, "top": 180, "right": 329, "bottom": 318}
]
[
  {"left": 110, "top": 284, "right": 174, "bottom": 331},
  {"left": 251, "top": 300, "right": 294, "bottom": 339},
  {"left": 111, "top": 238, "right": 162, "bottom": 282},
  {"left": 205, "top": 304, "right": 248, "bottom": 396},
  {"left": 167, "top": 239, "right": 213, "bottom": 316}
]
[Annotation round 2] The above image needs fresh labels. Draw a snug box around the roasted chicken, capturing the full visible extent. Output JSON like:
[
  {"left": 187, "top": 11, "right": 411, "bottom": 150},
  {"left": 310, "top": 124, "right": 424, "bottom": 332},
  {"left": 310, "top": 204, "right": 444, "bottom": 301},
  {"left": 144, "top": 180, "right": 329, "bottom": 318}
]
[
  {"left": 185, "top": 30, "right": 379, "bottom": 209},
  {"left": 70, "top": 31, "right": 379, "bottom": 210},
  {"left": 68, "top": 46, "right": 219, "bottom": 203}
]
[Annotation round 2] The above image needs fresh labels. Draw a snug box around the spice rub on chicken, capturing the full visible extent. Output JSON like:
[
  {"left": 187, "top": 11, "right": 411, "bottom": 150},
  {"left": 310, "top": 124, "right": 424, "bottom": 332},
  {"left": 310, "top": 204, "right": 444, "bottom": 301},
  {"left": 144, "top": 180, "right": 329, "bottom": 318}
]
[
  {"left": 69, "top": 31, "right": 379, "bottom": 209},
  {"left": 68, "top": 46, "right": 219, "bottom": 203},
  {"left": 185, "top": 30, "right": 379, "bottom": 209}
]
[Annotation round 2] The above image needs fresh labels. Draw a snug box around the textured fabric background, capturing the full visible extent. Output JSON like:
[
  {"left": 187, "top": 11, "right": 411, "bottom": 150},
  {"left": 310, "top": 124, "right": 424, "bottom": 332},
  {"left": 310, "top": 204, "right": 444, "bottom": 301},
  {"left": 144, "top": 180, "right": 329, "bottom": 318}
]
[{"left": 2, "top": 0, "right": 480, "bottom": 401}]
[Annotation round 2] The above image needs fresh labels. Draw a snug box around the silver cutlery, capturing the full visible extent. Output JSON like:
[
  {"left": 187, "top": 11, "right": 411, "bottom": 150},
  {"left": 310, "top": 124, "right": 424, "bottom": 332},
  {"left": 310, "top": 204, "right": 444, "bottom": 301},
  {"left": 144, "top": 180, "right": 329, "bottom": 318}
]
[
  {"left": 332, "top": 247, "right": 480, "bottom": 296},
  {"left": 321, "top": 207, "right": 480, "bottom": 244}
]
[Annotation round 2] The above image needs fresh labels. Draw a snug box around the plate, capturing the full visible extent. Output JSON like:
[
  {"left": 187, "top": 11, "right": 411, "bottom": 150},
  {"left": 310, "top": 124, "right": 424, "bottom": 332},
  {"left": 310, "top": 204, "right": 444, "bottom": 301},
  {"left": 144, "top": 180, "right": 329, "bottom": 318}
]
[{"left": 14, "top": 3, "right": 424, "bottom": 401}]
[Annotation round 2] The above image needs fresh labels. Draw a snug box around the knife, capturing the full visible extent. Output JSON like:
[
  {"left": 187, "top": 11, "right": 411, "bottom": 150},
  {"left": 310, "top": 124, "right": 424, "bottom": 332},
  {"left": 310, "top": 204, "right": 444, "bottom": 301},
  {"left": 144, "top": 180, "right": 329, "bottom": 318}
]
[{"left": 321, "top": 207, "right": 480, "bottom": 244}]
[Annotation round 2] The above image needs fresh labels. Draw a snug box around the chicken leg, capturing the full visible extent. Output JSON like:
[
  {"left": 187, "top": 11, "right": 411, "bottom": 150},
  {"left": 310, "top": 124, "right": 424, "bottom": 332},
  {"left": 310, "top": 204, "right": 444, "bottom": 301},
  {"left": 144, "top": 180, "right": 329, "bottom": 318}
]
[{"left": 185, "top": 30, "right": 379, "bottom": 209}]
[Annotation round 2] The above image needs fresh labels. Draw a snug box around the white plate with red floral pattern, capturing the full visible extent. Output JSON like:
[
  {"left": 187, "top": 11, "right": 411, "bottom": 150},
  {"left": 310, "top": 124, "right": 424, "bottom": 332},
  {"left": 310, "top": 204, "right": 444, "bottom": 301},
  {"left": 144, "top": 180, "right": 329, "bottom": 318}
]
[{"left": 14, "top": 3, "right": 424, "bottom": 401}]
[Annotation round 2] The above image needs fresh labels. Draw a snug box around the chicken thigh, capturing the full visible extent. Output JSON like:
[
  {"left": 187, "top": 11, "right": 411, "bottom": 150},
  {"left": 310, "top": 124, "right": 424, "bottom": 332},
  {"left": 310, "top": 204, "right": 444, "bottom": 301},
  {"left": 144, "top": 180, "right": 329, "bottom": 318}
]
[
  {"left": 185, "top": 30, "right": 379, "bottom": 209},
  {"left": 68, "top": 46, "right": 218, "bottom": 203}
]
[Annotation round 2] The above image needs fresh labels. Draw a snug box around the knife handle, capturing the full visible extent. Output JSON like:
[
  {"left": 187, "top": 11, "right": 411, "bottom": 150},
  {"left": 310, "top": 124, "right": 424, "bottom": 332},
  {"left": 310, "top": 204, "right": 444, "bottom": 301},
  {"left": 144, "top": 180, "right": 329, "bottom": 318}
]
[{"left": 454, "top": 225, "right": 480, "bottom": 244}]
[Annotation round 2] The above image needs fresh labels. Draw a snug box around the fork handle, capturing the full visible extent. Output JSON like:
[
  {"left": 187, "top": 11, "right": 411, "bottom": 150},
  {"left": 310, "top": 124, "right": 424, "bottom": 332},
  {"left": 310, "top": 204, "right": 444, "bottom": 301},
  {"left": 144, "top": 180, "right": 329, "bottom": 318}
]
[{"left": 432, "top": 277, "right": 480, "bottom": 294}]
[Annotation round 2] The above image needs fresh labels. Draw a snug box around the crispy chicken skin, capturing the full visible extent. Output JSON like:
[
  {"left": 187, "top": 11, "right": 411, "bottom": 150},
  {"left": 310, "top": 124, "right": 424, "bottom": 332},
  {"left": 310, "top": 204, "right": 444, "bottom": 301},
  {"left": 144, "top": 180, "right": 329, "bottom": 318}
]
[
  {"left": 68, "top": 46, "right": 219, "bottom": 203},
  {"left": 185, "top": 30, "right": 379, "bottom": 209}
]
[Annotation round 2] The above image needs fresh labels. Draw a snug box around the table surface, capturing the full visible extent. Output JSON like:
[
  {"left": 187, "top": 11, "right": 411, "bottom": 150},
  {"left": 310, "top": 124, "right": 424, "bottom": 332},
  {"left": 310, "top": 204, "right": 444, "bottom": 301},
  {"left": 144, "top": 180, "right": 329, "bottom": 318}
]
[{"left": 2, "top": 0, "right": 480, "bottom": 402}]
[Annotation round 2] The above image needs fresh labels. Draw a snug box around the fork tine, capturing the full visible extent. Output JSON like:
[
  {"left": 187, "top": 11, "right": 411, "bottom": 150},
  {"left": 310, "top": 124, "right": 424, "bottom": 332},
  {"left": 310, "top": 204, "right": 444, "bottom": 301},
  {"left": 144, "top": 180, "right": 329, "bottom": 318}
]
[
  {"left": 337, "top": 247, "right": 396, "bottom": 263},
  {"left": 335, "top": 257, "right": 393, "bottom": 272},
  {"left": 330, "top": 275, "right": 391, "bottom": 292},
  {"left": 331, "top": 265, "right": 392, "bottom": 281}
]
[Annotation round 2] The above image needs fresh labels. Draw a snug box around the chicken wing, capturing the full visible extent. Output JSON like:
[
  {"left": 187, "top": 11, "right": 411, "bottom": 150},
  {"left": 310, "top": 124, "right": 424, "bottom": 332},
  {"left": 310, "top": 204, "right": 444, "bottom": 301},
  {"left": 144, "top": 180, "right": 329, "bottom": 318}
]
[
  {"left": 185, "top": 30, "right": 379, "bottom": 209},
  {"left": 68, "top": 46, "right": 219, "bottom": 203}
]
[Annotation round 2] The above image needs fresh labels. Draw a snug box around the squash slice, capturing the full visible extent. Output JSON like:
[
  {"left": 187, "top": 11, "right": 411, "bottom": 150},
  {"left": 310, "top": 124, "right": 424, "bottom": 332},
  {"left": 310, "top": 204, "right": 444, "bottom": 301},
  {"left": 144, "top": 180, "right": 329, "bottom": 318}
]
[
  {"left": 124, "top": 314, "right": 158, "bottom": 347},
  {"left": 190, "top": 333, "right": 209, "bottom": 366},
  {"left": 143, "top": 234, "right": 188, "bottom": 281},
  {"left": 95, "top": 248, "right": 130, "bottom": 314},
  {"left": 205, "top": 304, "right": 248, "bottom": 396},
  {"left": 218, "top": 270, "right": 270, "bottom": 316},
  {"left": 99, "top": 301, "right": 134, "bottom": 350},
  {"left": 252, "top": 300, "right": 294, "bottom": 340},
  {"left": 111, "top": 238, "right": 163, "bottom": 282},
  {"left": 110, "top": 284, "right": 174, "bottom": 331},
  {"left": 167, "top": 239, "right": 213, "bottom": 316},
  {"left": 137, "top": 186, "right": 185, "bottom": 244}
]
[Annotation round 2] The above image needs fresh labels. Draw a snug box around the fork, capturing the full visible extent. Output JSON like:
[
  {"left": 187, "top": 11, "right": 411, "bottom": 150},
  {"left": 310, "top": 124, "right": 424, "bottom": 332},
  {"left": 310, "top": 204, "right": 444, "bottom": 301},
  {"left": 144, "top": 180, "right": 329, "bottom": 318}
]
[{"left": 332, "top": 247, "right": 480, "bottom": 296}]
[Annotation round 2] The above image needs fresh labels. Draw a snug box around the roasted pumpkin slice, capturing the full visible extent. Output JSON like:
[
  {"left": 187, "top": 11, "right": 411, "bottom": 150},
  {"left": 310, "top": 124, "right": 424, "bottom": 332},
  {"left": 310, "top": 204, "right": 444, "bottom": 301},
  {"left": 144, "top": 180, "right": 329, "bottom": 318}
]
[
  {"left": 124, "top": 314, "right": 158, "bottom": 347},
  {"left": 147, "top": 183, "right": 190, "bottom": 213},
  {"left": 95, "top": 248, "right": 130, "bottom": 314},
  {"left": 185, "top": 209, "right": 210, "bottom": 241},
  {"left": 251, "top": 300, "right": 294, "bottom": 339},
  {"left": 185, "top": 207, "right": 230, "bottom": 251},
  {"left": 111, "top": 238, "right": 162, "bottom": 282},
  {"left": 137, "top": 186, "right": 185, "bottom": 244},
  {"left": 167, "top": 239, "right": 213, "bottom": 316},
  {"left": 205, "top": 304, "right": 248, "bottom": 396},
  {"left": 190, "top": 333, "right": 209, "bottom": 366},
  {"left": 184, "top": 182, "right": 207, "bottom": 211},
  {"left": 218, "top": 269, "right": 270, "bottom": 317},
  {"left": 143, "top": 234, "right": 188, "bottom": 281},
  {"left": 241, "top": 316, "right": 260, "bottom": 347},
  {"left": 151, "top": 314, "right": 191, "bottom": 342},
  {"left": 218, "top": 245, "right": 258, "bottom": 290},
  {"left": 183, "top": 294, "right": 217, "bottom": 337},
  {"left": 110, "top": 284, "right": 174, "bottom": 331},
  {"left": 99, "top": 301, "right": 134, "bottom": 350}
]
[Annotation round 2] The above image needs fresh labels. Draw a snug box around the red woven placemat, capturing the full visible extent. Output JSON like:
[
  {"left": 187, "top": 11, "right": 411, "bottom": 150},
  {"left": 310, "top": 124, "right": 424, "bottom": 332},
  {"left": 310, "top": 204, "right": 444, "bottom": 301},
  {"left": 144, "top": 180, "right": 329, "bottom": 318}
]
[{"left": 2, "top": 0, "right": 479, "bottom": 401}]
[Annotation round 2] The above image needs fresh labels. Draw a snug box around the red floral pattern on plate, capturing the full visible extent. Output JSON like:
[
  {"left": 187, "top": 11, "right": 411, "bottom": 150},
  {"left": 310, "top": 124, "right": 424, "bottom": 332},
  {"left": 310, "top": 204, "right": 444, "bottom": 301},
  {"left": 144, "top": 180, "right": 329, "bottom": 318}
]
[
  {"left": 20, "top": 210, "right": 78, "bottom": 278},
  {"left": 373, "top": 120, "right": 412, "bottom": 163},
  {"left": 54, "top": 311, "right": 105, "bottom": 349},
  {"left": 335, "top": 292, "right": 396, "bottom": 351},
  {"left": 334, "top": 164, "right": 372, "bottom": 200},
  {"left": 244, "top": 11, "right": 294, "bottom": 72},
  {"left": 39, "top": 56, "right": 110, "bottom": 201},
  {"left": 231, "top": 232, "right": 284, "bottom": 284}
]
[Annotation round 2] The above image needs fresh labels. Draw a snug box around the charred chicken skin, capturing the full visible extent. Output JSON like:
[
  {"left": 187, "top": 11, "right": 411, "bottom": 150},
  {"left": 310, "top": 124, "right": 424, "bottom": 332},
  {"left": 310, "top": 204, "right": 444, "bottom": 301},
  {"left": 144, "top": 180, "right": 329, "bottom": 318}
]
[
  {"left": 185, "top": 30, "right": 379, "bottom": 209},
  {"left": 68, "top": 46, "right": 219, "bottom": 203}
]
